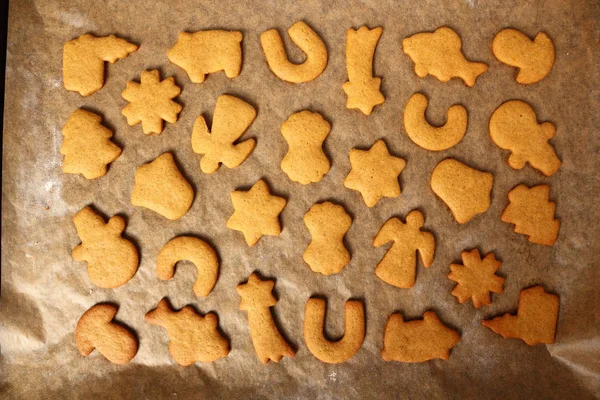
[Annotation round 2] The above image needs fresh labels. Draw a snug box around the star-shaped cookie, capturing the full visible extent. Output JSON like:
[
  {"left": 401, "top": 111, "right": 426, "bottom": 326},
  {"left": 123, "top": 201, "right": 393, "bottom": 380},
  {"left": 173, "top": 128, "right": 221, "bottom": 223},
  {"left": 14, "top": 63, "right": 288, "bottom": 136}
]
[
  {"left": 344, "top": 140, "right": 406, "bottom": 207},
  {"left": 227, "top": 180, "right": 287, "bottom": 246}
]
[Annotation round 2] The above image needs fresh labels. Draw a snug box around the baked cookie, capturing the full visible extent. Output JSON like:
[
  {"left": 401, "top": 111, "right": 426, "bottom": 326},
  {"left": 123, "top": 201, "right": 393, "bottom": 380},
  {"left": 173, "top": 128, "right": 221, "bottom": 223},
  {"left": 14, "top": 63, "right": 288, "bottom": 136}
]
[
  {"left": 72, "top": 206, "right": 138, "bottom": 289},
  {"left": 146, "top": 298, "right": 229, "bottom": 365},
  {"left": 168, "top": 30, "right": 243, "bottom": 83},
  {"left": 122, "top": 70, "right": 182, "bottom": 135},
  {"left": 236, "top": 273, "right": 295, "bottom": 364},
  {"left": 157, "top": 236, "right": 219, "bottom": 297},
  {"left": 374, "top": 210, "right": 435, "bottom": 289},
  {"left": 431, "top": 158, "right": 494, "bottom": 224},
  {"left": 191, "top": 94, "right": 256, "bottom": 174},
  {"left": 344, "top": 140, "right": 406, "bottom": 207},
  {"left": 63, "top": 34, "right": 138, "bottom": 96},
  {"left": 402, "top": 27, "right": 487, "bottom": 87},
  {"left": 483, "top": 286, "right": 559, "bottom": 345},
  {"left": 304, "top": 298, "right": 365, "bottom": 364},
  {"left": 131, "top": 152, "right": 194, "bottom": 220},
  {"left": 260, "top": 21, "right": 327, "bottom": 83},
  {"left": 449, "top": 249, "right": 505, "bottom": 308},
  {"left": 303, "top": 202, "right": 352, "bottom": 275},
  {"left": 489, "top": 100, "right": 560, "bottom": 177},
  {"left": 227, "top": 180, "right": 286, "bottom": 246},
  {"left": 280, "top": 110, "right": 331, "bottom": 184},
  {"left": 404, "top": 93, "right": 467, "bottom": 151},
  {"left": 61, "top": 109, "right": 121, "bottom": 179},
  {"left": 342, "top": 26, "right": 385, "bottom": 115},
  {"left": 492, "top": 29, "right": 555, "bottom": 84},
  {"left": 75, "top": 304, "right": 137, "bottom": 364},
  {"left": 381, "top": 311, "right": 460, "bottom": 363},
  {"left": 501, "top": 184, "right": 560, "bottom": 246}
]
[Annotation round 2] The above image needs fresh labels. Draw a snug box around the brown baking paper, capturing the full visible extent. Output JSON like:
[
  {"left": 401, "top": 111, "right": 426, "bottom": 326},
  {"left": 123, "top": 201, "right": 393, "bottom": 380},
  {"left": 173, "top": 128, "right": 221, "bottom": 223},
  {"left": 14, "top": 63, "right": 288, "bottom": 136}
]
[{"left": 2, "top": 0, "right": 599, "bottom": 398}]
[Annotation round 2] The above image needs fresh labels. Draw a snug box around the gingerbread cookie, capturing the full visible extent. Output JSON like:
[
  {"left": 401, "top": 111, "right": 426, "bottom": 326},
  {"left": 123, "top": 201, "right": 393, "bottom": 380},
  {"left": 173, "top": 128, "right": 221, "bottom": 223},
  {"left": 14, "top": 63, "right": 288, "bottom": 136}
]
[
  {"left": 381, "top": 311, "right": 460, "bottom": 363},
  {"left": 260, "top": 21, "right": 327, "bottom": 83},
  {"left": 404, "top": 93, "right": 467, "bottom": 151},
  {"left": 280, "top": 110, "right": 331, "bottom": 184},
  {"left": 303, "top": 202, "right": 352, "bottom": 275},
  {"left": 191, "top": 94, "right": 256, "bottom": 174},
  {"left": 374, "top": 210, "right": 435, "bottom": 289},
  {"left": 344, "top": 140, "right": 406, "bottom": 207},
  {"left": 146, "top": 298, "right": 229, "bottom": 365},
  {"left": 342, "top": 26, "right": 385, "bottom": 115},
  {"left": 501, "top": 184, "right": 560, "bottom": 246},
  {"left": 131, "top": 152, "right": 194, "bottom": 220},
  {"left": 157, "top": 236, "right": 219, "bottom": 297},
  {"left": 492, "top": 29, "right": 555, "bottom": 84},
  {"left": 75, "top": 304, "right": 137, "bottom": 364},
  {"left": 122, "top": 69, "right": 182, "bottom": 135},
  {"left": 304, "top": 298, "right": 365, "bottom": 364},
  {"left": 489, "top": 100, "right": 561, "bottom": 177},
  {"left": 61, "top": 109, "right": 121, "bottom": 179},
  {"left": 237, "top": 273, "right": 295, "bottom": 364},
  {"left": 168, "top": 30, "right": 243, "bottom": 83},
  {"left": 449, "top": 249, "right": 505, "bottom": 308},
  {"left": 63, "top": 34, "right": 138, "bottom": 96},
  {"left": 72, "top": 206, "right": 138, "bottom": 289},
  {"left": 402, "top": 27, "right": 487, "bottom": 87},
  {"left": 431, "top": 159, "right": 494, "bottom": 224},
  {"left": 227, "top": 180, "right": 286, "bottom": 246},
  {"left": 483, "top": 286, "right": 559, "bottom": 345}
]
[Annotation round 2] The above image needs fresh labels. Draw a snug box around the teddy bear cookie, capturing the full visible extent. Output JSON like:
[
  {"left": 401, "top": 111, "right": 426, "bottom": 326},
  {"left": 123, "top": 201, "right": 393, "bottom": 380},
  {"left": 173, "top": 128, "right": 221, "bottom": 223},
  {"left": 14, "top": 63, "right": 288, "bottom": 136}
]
[
  {"left": 72, "top": 206, "right": 139, "bottom": 288},
  {"left": 168, "top": 30, "right": 243, "bottom": 83},
  {"left": 191, "top": 94, "right": 257, "bottom": 174},
  {"left": 342, "top": 26, "right": 385, "bottom": 115},
  {"left": 63, "top": 34, "right": 138, "bottom": 96},
  {"left": 75, "top": 304, "right": 138, "bottom": 364},
  {"left": 402, "top": 27, "right": 487, "bottom": 87},
  {"left": 61, "top": 109, "right": 121, "bottom": 179},
  {"left": 260, "top": 21, "right": 327, "bottom": 83}
]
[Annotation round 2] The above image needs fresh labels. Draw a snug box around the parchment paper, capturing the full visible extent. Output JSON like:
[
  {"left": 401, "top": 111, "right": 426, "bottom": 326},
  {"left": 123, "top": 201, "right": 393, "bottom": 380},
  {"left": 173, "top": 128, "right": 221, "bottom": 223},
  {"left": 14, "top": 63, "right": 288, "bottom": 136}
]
[{"left": 2, "top": 0, "right": 599, "bottom": 398}]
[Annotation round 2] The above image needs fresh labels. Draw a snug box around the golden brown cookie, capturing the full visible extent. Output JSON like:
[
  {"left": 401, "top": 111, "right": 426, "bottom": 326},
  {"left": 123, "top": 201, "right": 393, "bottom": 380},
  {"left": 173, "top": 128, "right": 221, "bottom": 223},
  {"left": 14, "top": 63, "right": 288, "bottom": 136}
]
[
  {"left": 63, "top": 34, "right": 138, "bottom": 96},
  {"left": 280, "top": 110, "right": 331, "bottom": 184},
  {"left": 342, "top": 26, "right": 385, "bottom": 115},
  {"left": 131, "top": 152, "right": 194, "bottom": 220},
  {"left": 121, "top": 69, "right": 182, "bottom": 135},
  {"left": 72, "top": 206, "right": 138, "bottom": 289},
  {"left": 381, "top": 311, "right": 460, "bottom": 363},
  {"left": 431, "top": 159, "right": 494, "bottom": 224},
  {"left": 191, "top": 94, "right": 256, "bottom": 174},
  {"left": 61, "top": 109, "right": 121, "bottom": 179},
  {"left": 227, "top": 180, "right": 286, "bottom": 246},
  {"left": 260, "top": 21, "right": 327, "bottom": 83},
  {"left": 402, "top": 27, "right": 488, "bottom": 87},
  {"left": 489, "top": 100, "right": 561, "bottom": 177},
  {"left": 146, "top": 298, "right": 229, "bottom": 365},
  {"left": 374, "top": 210, "right": 435, "bottom": 289},
  {"left": 304, "top": 298, "right": 365, "bottom": 364},
  {"left": 157, "top": 236, "right": 219, "bottom": 297},
  {"left": 449, "top": 249, "right": 505, "bottom": 308},
  {"left": 492, "top": 29, "right": 555, "bottom": 84},
  {"left": 403, "top": 93, "right": 467, "bottom": 151},
  {"left": 303, "top": 201, "right": 352, "bottom": 275},
  {"left": 344, "top": 140, "right": 406, "bottom": 207},
  {"left": 501, "top": 184, "right": 560, "bottom": 246},
  {"left": 236, "top": 273, "right": 295, "bottom": 364},
  {"left": 168, "top": 30, "right": 243, "bottom": 83},
  {"left": 75, "top": 304, "right": 137, "bottom": 364},
  {"left": 483, "top": 286, "right": 559, "bottom": 345}
]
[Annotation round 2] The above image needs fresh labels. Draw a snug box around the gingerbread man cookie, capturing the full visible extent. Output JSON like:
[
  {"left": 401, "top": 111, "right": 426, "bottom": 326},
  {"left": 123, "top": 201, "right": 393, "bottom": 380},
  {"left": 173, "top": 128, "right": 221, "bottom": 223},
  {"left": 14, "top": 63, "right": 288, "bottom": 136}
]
[{"left": 449, "top": 249, "right": 505, "bottom": 308}]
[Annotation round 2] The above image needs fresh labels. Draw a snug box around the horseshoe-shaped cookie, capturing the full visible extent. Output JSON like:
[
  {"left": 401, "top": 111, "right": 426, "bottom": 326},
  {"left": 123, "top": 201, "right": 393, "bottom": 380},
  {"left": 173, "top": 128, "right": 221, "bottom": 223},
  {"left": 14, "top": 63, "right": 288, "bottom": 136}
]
[
  {"left": 260, "top": 21, "right": 327, "bottom": 83},
  {"left": 404, "top": 93, "right": 467, "bottom": 151},
  {"left": 157, "top": 236, "right": 219, "bottom": 297}
]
